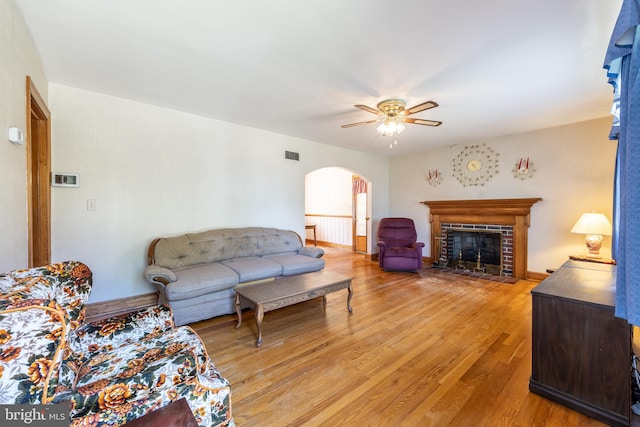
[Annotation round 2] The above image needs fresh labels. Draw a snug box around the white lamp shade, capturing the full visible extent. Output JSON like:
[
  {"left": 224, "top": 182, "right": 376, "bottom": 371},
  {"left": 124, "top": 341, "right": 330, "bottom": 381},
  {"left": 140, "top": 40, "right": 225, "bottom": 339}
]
[{"left": 570, "top": 212, "right": 612, "bottom": 236}]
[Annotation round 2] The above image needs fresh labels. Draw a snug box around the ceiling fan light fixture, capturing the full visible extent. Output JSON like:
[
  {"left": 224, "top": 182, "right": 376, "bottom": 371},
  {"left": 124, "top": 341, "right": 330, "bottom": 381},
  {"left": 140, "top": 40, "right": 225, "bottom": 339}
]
[
  {"left": 342, "top": 98, "right": 440, "bottom": 140},
  {"left": 376, "top": 119, "right": 405, "bottom": 136}
]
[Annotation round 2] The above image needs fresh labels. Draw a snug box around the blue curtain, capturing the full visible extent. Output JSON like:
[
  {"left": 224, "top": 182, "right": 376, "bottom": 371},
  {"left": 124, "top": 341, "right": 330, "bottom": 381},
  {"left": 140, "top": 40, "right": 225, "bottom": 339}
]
[{"left": 604, "top": 0, "right": 640, "bottom": 323}]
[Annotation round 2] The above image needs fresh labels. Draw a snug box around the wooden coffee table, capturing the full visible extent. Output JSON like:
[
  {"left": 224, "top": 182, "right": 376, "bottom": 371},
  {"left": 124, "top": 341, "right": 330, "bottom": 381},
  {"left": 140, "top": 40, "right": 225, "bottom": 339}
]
[{"left": 235, "top": 270, "right": 353, "bottom": 347}]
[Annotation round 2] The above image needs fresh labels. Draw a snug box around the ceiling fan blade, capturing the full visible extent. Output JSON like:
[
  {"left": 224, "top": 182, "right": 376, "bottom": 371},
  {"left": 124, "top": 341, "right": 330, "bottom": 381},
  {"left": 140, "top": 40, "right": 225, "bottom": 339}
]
[
  {"left": 404, "top": 117, "right": 442, "bottom": 127},
  {"left": 341, "top": 119, "right": 378, "bottom": 128},
  {"left": 354, "top": 104, "right": 381, "bottom": 115},
  {"left": 405, "top": 101, "right": 439, "bottom": 115}
]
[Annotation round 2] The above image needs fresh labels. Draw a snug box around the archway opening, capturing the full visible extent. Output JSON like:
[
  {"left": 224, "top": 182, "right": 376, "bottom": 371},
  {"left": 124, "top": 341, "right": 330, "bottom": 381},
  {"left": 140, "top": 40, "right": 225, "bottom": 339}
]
[{"left": 304, "top": 167, "right": 372, "bottom": 254}]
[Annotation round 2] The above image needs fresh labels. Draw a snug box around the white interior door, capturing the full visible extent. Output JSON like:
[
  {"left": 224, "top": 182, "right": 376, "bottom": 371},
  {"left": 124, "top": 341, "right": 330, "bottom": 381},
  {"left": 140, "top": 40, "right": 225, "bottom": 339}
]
[{"left": 355, "top": 192, "right": 367, "bottom": 253}]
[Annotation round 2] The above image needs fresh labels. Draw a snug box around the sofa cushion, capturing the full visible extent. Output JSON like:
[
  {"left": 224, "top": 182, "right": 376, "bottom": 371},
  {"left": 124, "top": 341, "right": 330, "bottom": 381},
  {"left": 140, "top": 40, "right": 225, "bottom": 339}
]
[
  {"left": 263, "top": 253, "right": 326, "bottom": 276},
  {"left": 167, "top": 288, "right": 237, "bottom": 325},
  {"left": 153, "top": 227, "right": 303, "bottom": 269},
  {"left": 165, "top": 264, "right": 239, "bottom": 302},
  {"left": 221, "top": 257, "right": 283, "bottom": 282},
  {"left": 58, "top": 326, "right": 232, "bottom": 425},
  {"left": 384, "top": 247, "right": 420, "bottom": 259},
  {"left": 67, "top": 306, "right": 176, "bottom": 359}
]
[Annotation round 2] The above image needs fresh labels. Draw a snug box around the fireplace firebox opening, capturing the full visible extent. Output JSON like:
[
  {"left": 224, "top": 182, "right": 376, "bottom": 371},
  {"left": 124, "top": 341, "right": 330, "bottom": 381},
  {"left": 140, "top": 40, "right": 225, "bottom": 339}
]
[{"left": 446, "top": 228, "right": 503, "bottom": 275}]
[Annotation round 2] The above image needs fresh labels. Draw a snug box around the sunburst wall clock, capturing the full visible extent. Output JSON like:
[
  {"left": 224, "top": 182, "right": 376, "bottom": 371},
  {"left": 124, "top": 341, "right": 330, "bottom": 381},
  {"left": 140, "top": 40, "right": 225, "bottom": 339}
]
[{"left": 451, "top": 143, "right": 499, "bottom": 187}]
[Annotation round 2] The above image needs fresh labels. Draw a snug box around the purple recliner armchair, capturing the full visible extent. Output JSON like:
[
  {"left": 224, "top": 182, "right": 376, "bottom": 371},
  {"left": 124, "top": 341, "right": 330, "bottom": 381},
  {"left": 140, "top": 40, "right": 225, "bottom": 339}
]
[{"left": 377, "top": 217, "right": 425, "bottom": 272}]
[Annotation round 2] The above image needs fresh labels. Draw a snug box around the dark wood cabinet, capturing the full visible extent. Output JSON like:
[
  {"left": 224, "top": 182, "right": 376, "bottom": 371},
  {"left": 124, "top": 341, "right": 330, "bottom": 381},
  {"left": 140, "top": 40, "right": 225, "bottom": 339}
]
[{"left": 529, "top": 260, "right": 630, "bottom": 426}]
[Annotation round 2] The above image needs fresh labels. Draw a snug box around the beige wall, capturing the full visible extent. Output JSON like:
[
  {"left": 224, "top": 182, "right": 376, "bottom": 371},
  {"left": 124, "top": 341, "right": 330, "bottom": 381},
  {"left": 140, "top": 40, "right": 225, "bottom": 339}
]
[
  {"left": 49, "top": 80, "right": 616, "bottom": 301},
  {"left": 0, "top": 0, "right": 48, "bottom": 272},
  {"left": 390, "top": 116, "right": 617, "bottom": 273},
  {"left": 48, "top": 84, "right": 389, "bottom": 303}
]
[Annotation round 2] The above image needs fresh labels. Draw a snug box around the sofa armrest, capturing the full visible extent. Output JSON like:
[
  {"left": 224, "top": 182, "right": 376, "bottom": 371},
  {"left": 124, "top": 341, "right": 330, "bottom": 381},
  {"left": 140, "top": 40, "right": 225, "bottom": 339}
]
[
  {"left": 0, "top": 261, "right": 92, "bottom": 327},
  {"left": 67, "top": 305, "right": 175, "bottom": 357},
  {"left": 299, "top": 246, "right": 324, "bottom": 258},
  {"left": 144, "top": 264, "right": 177, "bottom": 285}
]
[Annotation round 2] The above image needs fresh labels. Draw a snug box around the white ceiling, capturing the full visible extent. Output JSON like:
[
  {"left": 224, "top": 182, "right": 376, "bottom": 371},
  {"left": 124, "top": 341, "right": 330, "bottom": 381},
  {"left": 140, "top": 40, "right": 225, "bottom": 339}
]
[{"left": 15, "top": 0, "right": 621, "bottom": 157}]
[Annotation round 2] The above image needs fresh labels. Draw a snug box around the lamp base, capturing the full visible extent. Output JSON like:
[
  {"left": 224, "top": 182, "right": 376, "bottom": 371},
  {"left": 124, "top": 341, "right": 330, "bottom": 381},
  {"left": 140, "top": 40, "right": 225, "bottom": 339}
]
[{"left": 585, "top": 234, "right": 603, "bottom": 256}]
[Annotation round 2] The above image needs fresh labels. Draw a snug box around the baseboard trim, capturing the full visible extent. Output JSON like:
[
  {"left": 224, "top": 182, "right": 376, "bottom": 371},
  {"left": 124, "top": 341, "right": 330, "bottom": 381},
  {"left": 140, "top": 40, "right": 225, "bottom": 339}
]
[
  {"left": 85, "top": 292, "right": 159, "bottom": 324},
  {"left": 306, "top": 240, "right": 352, "bottom": 250},
  {"left": 526, "top": 271, "right": 549, "bottom": 282},
  {"left": 529, "top": 379, "right": 628, "bottom": 427}
]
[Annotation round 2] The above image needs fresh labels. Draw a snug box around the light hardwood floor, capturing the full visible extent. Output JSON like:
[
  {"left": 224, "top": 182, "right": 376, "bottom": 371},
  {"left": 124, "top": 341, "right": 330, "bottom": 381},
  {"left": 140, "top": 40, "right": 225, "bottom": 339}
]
[{"left": 191, "top": 247, "right": 616, "bottom": 426}]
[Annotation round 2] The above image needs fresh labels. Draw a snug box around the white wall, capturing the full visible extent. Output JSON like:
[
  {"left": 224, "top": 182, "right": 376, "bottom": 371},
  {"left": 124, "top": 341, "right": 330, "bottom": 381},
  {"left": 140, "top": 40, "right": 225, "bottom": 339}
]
[
  {"left": 0, "top": 0, "right": 48, "bottom": 272},
  {"left": 390, "top": 116, "right": 616, "bottom": 273},
  {"left": 305, "top": 167, "right": 357, "bottom": 246},
  {"left": 48, "top": 84, "right": 389, "bottom": 303},
  {"left": 305, "top": 167, "right": 353, "bottom": 216}
]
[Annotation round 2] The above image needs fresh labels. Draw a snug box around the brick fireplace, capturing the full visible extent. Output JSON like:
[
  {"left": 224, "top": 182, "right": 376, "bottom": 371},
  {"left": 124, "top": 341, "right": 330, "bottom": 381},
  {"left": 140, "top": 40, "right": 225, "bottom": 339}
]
[
  {"left": 421, "top": 198, "right": 542, "bottom": 279},
  {"left": 444, "top": 226, "right": 510, "bottom": 275}
]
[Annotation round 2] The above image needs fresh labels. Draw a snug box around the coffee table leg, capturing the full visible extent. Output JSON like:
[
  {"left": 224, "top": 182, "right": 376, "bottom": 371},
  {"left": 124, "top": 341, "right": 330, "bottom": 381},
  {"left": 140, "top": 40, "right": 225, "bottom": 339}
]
[
  {"left": 235, "top": 293, "right": 242, "bottom": 328},
  {"left": 347, "top": 282, "right": 353, "bottom": 313},
  {"left": 255, "top": 303, "right": 264, "bottom": 347}
]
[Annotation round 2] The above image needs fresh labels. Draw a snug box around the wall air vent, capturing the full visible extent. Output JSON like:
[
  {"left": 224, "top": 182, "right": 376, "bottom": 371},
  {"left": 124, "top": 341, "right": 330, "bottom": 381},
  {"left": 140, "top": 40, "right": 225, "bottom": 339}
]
[{"left": 285, "top": 150, "right": 300, "bottom": 161}]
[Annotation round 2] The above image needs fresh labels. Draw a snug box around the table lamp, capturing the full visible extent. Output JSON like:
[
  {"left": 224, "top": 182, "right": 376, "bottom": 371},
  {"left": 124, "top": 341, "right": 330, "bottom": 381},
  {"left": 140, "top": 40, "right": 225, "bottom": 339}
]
[{"left": 570, "top": 212, "right": 612, "bottom": 257}]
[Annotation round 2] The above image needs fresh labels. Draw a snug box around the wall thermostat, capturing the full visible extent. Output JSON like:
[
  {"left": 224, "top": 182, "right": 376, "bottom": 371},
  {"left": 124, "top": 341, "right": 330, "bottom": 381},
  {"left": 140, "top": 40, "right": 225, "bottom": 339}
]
[
  {"left": 8, "top": 127, "right": 24, "bottom": 145},
  {"left": 51, "top": 172, "right": 79, "bottom": 187}
]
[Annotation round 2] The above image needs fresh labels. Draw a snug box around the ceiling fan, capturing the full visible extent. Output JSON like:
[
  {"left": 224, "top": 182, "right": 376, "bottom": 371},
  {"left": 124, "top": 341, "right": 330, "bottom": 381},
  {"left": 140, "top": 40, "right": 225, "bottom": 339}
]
[{"left": 341, "top": 99, "right": 442, "bottom": 136}]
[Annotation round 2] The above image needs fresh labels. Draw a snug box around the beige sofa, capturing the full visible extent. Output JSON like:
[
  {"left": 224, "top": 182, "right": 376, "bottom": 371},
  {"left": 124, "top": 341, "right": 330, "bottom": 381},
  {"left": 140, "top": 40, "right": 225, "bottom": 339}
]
[{"left": 144, "top": 227, "right": 324, "bottom": 325}]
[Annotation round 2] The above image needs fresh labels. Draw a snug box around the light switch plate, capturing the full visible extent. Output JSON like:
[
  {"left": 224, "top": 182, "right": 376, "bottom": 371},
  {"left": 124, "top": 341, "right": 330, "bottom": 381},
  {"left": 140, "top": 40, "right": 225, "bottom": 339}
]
[{"left": 8, "top": 127, "right": 24, "bottom": 145}]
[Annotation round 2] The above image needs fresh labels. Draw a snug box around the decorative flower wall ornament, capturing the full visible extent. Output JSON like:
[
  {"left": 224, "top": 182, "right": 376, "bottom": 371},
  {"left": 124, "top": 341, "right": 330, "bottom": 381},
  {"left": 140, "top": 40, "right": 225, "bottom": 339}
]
[
  {"left": 425, "top": 169, "right": 443, "bottom": 186},
  {"left": 512, "top": 157, "right": 536, "bottom": 180}
]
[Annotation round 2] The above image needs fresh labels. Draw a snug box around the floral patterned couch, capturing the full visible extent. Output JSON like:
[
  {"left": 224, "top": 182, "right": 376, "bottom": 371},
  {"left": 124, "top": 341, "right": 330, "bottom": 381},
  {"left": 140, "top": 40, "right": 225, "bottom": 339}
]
[{"left": 0, "top": 261, "right": 233, "bottom": 426}]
